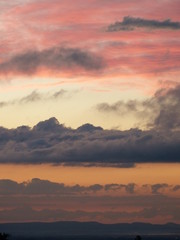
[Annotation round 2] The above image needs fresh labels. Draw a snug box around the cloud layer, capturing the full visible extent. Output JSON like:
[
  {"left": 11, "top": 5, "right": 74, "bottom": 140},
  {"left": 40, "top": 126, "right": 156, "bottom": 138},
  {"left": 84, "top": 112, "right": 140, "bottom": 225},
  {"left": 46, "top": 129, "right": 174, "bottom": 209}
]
[
  {"left": 0, "top": 178, "right": 179, "bottom": 223},
  {"left": 0, "top": 206, "right": 179, "bottom": 223},
  {"left": 0, "top": 114, "right": 179, "bottom": 165},
  {"left": 107, "top": 16, "right": 180, "bottom": 31}
]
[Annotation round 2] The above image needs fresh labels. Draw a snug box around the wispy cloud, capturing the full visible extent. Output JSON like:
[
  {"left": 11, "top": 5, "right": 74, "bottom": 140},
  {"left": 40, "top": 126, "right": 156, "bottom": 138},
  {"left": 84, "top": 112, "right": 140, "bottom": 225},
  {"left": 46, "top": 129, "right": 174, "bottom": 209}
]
[
  {"left": 0, "top": 89, "right": 68, "bottom": 107},
  {"left": 107, "top": 16, "right": 180, "bottom": 32}
]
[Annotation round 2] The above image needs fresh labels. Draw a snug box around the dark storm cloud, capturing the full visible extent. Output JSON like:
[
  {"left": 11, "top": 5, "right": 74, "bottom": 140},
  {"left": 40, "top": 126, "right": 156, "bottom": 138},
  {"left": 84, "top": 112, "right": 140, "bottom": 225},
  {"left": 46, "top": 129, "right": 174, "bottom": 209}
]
[
  {"left": 107, "top": 16, "right": 180, "bottom": 32},
  {"left": 0, "top": 47, "right": 104, "bottom": 75},
  {"left": 0, "top": 114, "right": 179, "bottom": 165},
  {"left": 96, "top": 85, "right": 180, "bottom": 130}
]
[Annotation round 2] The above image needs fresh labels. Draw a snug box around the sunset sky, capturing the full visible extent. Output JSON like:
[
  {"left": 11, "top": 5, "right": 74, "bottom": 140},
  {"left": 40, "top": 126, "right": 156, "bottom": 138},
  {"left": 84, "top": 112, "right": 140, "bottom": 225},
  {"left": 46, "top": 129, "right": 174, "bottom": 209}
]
[{"left": 0, "top": 0, "right": 180, "bottom": 224}]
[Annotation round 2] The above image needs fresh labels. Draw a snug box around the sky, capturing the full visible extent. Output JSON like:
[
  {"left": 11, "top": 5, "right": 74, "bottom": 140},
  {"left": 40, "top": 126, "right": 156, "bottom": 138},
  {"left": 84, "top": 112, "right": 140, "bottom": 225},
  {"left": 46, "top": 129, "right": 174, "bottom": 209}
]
[{"left": 0, "top": 0, "right": 180, "bottom": 224}]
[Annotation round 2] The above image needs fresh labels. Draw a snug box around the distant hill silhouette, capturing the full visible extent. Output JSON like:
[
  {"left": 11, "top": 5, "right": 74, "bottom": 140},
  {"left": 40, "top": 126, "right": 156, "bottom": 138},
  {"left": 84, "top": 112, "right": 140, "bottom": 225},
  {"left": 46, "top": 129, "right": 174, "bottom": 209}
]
[{"left": 0, "top": 221, "right": 180, "bottom": 237}]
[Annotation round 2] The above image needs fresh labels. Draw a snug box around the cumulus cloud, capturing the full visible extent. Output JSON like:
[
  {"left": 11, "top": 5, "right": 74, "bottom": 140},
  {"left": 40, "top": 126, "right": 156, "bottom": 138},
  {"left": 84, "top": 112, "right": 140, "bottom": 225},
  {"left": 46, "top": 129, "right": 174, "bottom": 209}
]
[
  {"left": 0, "top": 179, "right": 147, "bottom": 196},
  {"left": 77, "top": 123, "right": 103, "bottom": 132},
  {"left": 104, "top": 183, "right": 136, "bottom": 194},
  {"left": 173, "top": 185, "right": 180, "bottom": 192},
  {"left": 0, "top": 47, "right": 104, "bottom": 76},
  {"left": 96, "top": 85, "right": 180, "bottom": 130},
  {"left": 107, "top": 16, "right": 180, "bottom": 32},
  {"left": 0, "top": 115, "right": 179, "bottom": 165},
  {"left": 151, "top": 184, "right": 169, "bottom": 194},
  {"left": 0, "top": 178, "right": 178, "bottom": 199},
  {"left": 0, "top": 178, "right": 106, "bottom": 195}
]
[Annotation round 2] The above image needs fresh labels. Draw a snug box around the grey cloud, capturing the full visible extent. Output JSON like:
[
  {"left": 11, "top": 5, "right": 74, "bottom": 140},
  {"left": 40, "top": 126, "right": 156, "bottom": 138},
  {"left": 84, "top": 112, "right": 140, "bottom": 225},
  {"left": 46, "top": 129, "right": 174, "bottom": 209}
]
[
  {"left": 96, "top": 85, "right": 180, "bottom": 130},
  {"left": 125, "top": 183, "right": 136, "bottom": 194},
  {"left": 151, "top": 184, "right": 169, "bottom": 194},
  {"left": 52, "top": 89, "right": 67, "bottom": 99},
  {"left": 107, "top": 16, "right": 180, "bottom": 32},
  {"left": 0, "top": 178, "right": 103, "bottom": 196},
  {"left": 0, "top": 116, "right": 180, "bottom": 165},
  {"left": 0, "top": 47, "right": 104, "bottom": 75},
  {"left": 0, "top": 102, "right": 8, "bottom": 108},
  {"left": 173, "top": 185, "right": 180, "bottom": 192},
  {"left": 104, "top": 184, "right": 123, "bottom": 191},
  {"left": 153, "top": 86, "right": 180, "bottom": 130},
  {"left": 77, "top": 123, "right": 103, "bottom": 132},
  {"left": 87, "top": 184, "right": 103, "bottom": 192},
  {"left": 0, "top": 179, "right": 23, "bottom": 194},
  {"left": 0, "top": 101, "right": 11, "bottom": 108},
  {"left": 20, "top": 91, "right": 42, "bottom": 103},
  {"left": 104, "top": 183, "right": 136, "bottom": 194},
  {"left": 0, "top": 179, "right": 132, "bottom": 196},
  {"left": 0, "top": 179, "right": 177, "bottom": 196},
  {"left": 21, "top": 89, "right": 68, "bottom": 103},
  {"left": 0, "top": 89, "right": 68, "bottom": 108},
  {"left": 32, "top": 117, "right": 65, "bottom": 132},
  {"left": 97, "top": 100, "right": 141, "bottom": 115},
  {"left": 62, "top": 162, "right": 134, "bottom": 168}
]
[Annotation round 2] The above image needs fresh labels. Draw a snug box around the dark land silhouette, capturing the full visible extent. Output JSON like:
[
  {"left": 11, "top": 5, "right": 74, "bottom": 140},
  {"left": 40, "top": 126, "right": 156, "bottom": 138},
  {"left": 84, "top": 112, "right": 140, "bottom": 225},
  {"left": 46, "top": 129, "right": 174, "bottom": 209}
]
[{"left": 0, "top": 221, "right": 180, "bottom": 239}]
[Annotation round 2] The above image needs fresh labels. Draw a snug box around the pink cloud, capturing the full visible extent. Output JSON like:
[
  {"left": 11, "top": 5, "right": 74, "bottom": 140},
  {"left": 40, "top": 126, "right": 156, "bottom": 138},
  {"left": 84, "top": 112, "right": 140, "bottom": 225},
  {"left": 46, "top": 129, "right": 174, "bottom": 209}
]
[{"left": 0, "top": 0, "right": 180, "bottom": 92}]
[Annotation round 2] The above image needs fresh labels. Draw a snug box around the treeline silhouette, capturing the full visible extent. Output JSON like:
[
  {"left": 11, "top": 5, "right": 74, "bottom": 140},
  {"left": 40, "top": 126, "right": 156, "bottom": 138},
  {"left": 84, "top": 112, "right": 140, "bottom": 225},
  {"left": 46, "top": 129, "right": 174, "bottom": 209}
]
[
  {"left": 135, "top": 236, "right": 142, "bottom": 240},
  {"left": 0, "top": 233, "right": 9, "bottom": 240}
]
